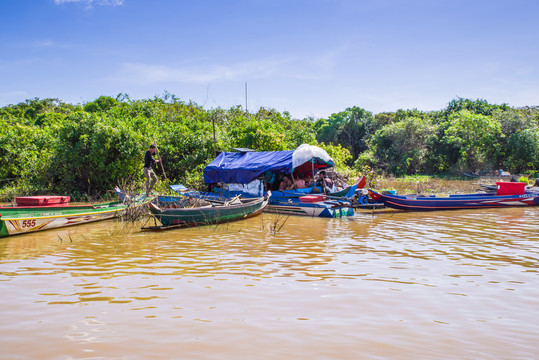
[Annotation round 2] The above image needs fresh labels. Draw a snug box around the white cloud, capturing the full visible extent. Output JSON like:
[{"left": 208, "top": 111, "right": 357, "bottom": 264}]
[
  {"left": 32, "top": 39, "right": 66, "bottom": 48},
  {"left": 54, "top": 0, "right": 124, "bottom": 7},
  {"left": 118, "top": 58, "right": 294, "bottom": 84},
  {"left": 115, "top": 46, "right": 348, "bottom": 86},
  {"left": 37, "top": 40, "right": 56, "bottom": 47}
]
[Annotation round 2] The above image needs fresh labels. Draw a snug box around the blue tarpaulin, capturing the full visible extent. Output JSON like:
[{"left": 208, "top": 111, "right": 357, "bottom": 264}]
[{"left": 203, "top": 145, "right": 334, "bottom": 184}]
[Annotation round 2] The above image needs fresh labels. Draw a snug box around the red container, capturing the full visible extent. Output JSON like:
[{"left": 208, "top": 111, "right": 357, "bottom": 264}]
[
  {"left": 15, "top": 196, "right": 71, "bottom": 206},
  {"left": 496, "top": 182, "right": 525, "bottom": 196},
  {"left": 299, "top": 195, "right": 327, "bottom": 203}
]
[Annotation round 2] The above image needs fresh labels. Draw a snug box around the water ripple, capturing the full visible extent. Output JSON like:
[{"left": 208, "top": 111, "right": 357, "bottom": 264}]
[{"left": 1, "top": 209, "right": 538, "bottom": 359}]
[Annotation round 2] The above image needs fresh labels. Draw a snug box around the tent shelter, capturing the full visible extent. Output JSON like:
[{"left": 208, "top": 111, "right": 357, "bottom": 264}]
[{"left": 203, "top": 144, "right": 334, "bottom": 184}]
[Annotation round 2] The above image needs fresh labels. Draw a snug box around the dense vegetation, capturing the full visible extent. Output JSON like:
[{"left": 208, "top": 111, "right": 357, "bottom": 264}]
[{"left": 1, "top": 95, "right": 538, "bottom": 200}]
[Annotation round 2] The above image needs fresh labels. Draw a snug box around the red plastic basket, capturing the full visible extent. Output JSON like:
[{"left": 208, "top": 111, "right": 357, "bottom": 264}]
[
  {"left": 299, "top": 195, "right": 327, "bottom": 203},
  {"left": 496, "top": 182, "right": 525, "bottom": 196}
]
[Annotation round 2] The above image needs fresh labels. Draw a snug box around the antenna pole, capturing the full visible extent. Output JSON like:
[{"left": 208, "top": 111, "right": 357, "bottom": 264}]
[{"left": 212, "top": 115, "right": 217, "bottom": 157}]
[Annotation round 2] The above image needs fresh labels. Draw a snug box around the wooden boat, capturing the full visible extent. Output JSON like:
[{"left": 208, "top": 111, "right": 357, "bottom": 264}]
[
  {"left": 266, "top": 176, "right": 366, "bottom": 214},
  {"left": 329, "top": 175, "right": 366, "bottom": 198},
  {"left": 0, "top": 193, "right": 152, "bottom": 237},
  {"left": 269, "top": 175, "right": 368, "bottom": 206},
  {"left": 264, "top": 195, "right": 355, "bottom": 218},
  {"left": 368, "top": 182, "right": 539, "bottom": 211},
  {"left": 146, "top": 194, "right": 269, "bottom": 228},
  {"left": 170, "top": 186, "right": 355, "bottom": 218}
]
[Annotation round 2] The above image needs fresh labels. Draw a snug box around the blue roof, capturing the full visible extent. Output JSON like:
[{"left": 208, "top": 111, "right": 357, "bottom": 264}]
[
  {"left": 203, "top": 145, "right": 334, "bottom": 184},
  {"left": 204, "top": 150, "right": 293, "bottom": 184}
]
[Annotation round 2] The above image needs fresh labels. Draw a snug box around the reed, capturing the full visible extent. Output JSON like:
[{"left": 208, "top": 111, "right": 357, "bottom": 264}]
[{"left": 260, "top": 213, "right": 289, "bottom": 235}]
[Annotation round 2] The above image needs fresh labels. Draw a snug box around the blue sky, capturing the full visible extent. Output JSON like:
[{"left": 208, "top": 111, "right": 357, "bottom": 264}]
[{"left": 1, "top": 0, "right": 538, "bottom": 119}]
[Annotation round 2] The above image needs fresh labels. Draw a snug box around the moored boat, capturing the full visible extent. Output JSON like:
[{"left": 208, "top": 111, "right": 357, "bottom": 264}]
[
  {"left": 264, "top": 195, "right": 354, "bottom": 217},
  {"left": 169, "top": 187, "right": 355, "bottom": 219},
  {"left": 368, "top": 182, "right": 539, "bottom": 211},
  {"left": 201, "top": 144, "right": 356, "bottom": 218},
  {"left": 329, "top": 175, "right": 366, "bottom": 199},
  {"left": 146, "top": 194, "right": 269, "bottom": 228},
  {"left": 0, "top": 193, "right": 152, "bottom": 237}
]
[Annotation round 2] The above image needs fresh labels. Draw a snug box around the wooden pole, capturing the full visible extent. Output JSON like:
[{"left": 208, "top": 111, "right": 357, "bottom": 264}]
[
  {"left": 212, "top": 115, "right": 217, "bottom": 157},
  {"left": 311, "top": 161, "right": 315, "bottom": 188},
  {"left": 153, "top": 136, "right": 167, "bottom": 180}
]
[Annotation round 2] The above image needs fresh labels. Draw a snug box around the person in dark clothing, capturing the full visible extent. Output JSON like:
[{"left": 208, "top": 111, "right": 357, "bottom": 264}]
[
  {"left": 317, "top": 171, "right": 334, "bottom": 194},
  {"left": 144, "top": 144, "right": 160, "bottom": 196},
  {"left": 271, "top": 173, "right": 283, "bottom": 191},
  {"left": 279, "top": 175, "right": 293, "bottom": 190}
]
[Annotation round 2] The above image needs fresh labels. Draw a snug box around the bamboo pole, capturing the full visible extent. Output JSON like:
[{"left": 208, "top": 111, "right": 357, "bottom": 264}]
[{"left": 153, "top": 136, "right": 167, "bottom": 180}]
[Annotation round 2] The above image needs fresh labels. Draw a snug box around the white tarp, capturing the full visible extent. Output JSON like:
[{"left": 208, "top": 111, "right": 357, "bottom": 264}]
[
  {"left": 227, "top": 180, "right": 265, "bottom": 196},
  {"left": 291, "top": 144, "right": 333, "bottom": 170}
]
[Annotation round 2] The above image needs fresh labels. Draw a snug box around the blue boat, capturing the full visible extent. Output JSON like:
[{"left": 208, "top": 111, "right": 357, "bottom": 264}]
[
  {"left": 263, "top": 194, "right": 355, "bottom": 217},
  {"left": 368, "top": 182, "right": 539, "bottom": 211},
  {"left": 203, "top": 178, "right": 367, "bottom": 203}
]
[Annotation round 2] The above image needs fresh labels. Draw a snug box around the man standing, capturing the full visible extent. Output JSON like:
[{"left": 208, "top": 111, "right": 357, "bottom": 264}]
[{"left": 144, "top": 144, "right": 160, "bottom": 196}]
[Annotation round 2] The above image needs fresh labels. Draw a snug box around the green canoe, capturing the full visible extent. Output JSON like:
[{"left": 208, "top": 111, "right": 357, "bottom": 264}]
[
  {"left": 148, "top": 195, "right": 269, "bottom": 228},
  {"left": 0, "top": 195, "right": 152, "bottom": 237}
]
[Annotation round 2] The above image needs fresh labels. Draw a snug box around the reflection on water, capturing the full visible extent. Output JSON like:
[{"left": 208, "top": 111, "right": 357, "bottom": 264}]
[{"left": 1, "top": 208, "right": 538, "bottom": 359}]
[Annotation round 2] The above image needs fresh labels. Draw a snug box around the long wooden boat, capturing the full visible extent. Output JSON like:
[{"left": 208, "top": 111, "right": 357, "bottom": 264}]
[
  {"left": 368, "top": 187, "right": 539, "bottom": 211},
  {"left": 170, "top": 186, "right": 356, "bottom": 218},
  {"left": 264, "top": 196, "right": 355, "bottom": 217},
  {"left": 147, "top": 194, "right": 269, "bottom": 228},
  {"left": 0, "top": 194, "right": 152, "bottom": 237}
]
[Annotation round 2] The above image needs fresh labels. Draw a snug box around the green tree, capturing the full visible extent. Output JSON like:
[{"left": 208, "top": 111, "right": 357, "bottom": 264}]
[
  {"left": 0, "top": 118, "right": 57, "bottom": 193},
  {"left": 504, "top": 128, "right": 539, "bottom": 172},
  {"left": 49, "top": 112, "right": 145, "bottom": 195},
  {"left": 83, "top": 96, "right": 119, "bottom": 113},
  {"left": 369, "top": 115, "right": 437, "bottom": 175},
  {"left": 493, "top": 106, "right": 539, "bottom": 137},
  {"left": 442, "top": 110, "right": 503, "bottom": 173},
  {"left": 443, "top": 97, "right": 509, "bottom": 118},
  {"left": 314, "top": 107, "right": 374, "bottom": 161}
]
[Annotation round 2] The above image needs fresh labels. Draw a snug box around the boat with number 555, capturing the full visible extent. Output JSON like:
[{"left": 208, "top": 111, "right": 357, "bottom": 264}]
[{"left": 0, "top": 192, "right": 152, "bottom": 237}]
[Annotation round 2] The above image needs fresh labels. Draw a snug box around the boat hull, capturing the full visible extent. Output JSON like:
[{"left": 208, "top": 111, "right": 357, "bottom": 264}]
[
  {"left": 0, "top": 211, "right": 117, "bottom": 236},
  {"left": 150, "top": 196, "right": 268, "bottom": 227},
  {"left": 0, "top": 195, "right": 151, "bottom": 237},
  {"left": 328, "top": 175, "right": 365, "bottom": 198},
  {"left": 168, "top": 186, "right": 355, "bottom": 218},
  {"left": 265, "top": 198, "right": 354, "bottom": 218},
  {"left": 368, "top": 190, "right": 539, "bottom": 211}
]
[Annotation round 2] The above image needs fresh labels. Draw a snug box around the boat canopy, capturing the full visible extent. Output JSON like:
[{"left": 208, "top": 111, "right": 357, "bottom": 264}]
[{"left": 203, "top": 144, "right": 334, "bottom": 184}]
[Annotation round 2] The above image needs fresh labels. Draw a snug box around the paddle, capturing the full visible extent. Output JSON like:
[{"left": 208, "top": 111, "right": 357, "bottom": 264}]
[{"left": 153, "top": 136, "right": 167, "bottom": 180}]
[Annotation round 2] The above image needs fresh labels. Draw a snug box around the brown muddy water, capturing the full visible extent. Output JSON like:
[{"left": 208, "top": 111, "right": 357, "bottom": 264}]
[{"left": 1, "top": 208, "right": 538, "bottom": 360}]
